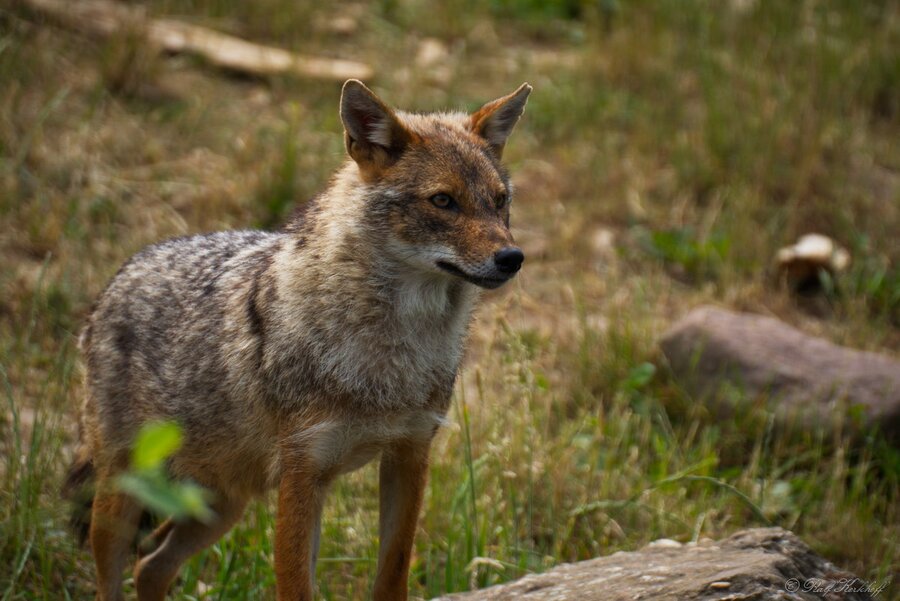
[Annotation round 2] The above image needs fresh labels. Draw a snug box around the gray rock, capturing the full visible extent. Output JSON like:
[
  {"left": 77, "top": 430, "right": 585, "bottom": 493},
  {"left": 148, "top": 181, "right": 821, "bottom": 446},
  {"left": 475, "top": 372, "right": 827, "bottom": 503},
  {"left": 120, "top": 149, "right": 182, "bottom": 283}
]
[
  {"left": 660, "top": 306, "right": 900, "bottom": 443},
  {"left": 432, "top": 528, "right": 881, "bottom": 600}
]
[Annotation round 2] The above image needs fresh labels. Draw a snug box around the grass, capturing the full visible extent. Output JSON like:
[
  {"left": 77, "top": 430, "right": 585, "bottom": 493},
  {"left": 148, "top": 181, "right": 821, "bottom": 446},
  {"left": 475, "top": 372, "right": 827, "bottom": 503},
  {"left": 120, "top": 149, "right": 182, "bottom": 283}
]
[{"left": 1, "top": 0, "right": 899, "bottom": 599}]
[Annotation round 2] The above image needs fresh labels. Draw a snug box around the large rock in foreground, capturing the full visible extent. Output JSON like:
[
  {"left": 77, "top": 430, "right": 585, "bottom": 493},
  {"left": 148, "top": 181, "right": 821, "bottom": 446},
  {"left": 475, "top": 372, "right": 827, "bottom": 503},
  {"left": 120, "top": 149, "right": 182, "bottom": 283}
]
[
  {"left": 660, "top": 306, "right": 900, "bottom": 443},
  {"left": 433, "top": 528, "right": 878, "bottom": 600}
]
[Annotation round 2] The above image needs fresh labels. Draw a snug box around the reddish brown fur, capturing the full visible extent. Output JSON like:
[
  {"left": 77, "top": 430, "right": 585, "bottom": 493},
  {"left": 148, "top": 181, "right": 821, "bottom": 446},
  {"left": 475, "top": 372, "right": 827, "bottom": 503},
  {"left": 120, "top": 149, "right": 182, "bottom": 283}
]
[
  {"left": 374, "top": 121, "right": 516, "bottom": 271},
  {"left": 275, "top": 454, "right": 330, "bottom": 601},
  {"left": 373, "top": 440, "right": 431, "bottom": 601},
  {"left": 90, "top": 489, "right": 141, "bottom": 601}
]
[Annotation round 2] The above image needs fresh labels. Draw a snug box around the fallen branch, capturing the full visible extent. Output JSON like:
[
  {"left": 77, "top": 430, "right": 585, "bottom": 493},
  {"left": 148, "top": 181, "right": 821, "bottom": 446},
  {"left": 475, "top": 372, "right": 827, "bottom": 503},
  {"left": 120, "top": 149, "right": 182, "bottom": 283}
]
[{"left": 20, "top": 0, "right": 374, "bottom": 81}]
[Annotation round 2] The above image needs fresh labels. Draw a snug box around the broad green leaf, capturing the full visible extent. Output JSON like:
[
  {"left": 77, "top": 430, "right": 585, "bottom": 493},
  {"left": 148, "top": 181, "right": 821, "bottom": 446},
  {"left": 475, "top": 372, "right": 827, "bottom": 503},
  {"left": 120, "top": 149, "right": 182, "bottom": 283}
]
[
  {"left": 132, "top": 421, "right": 183, "bottom": 471},
  {"left": 116, "top": 472, "right": 213, "bottom": 522}
]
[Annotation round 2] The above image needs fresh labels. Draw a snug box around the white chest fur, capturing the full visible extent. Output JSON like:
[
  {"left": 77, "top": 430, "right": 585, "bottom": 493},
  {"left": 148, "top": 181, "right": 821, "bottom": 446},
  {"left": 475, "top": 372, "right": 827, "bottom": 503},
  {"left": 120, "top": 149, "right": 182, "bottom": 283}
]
[
  {"left": 319, "top": 288, "right": 472, "bottom": 407},
  {"left": 289, "top": 410, "right": 448, "bottom": 474},
  {"left": 273, "top": 245, "right": 478, "bottom": 411}
]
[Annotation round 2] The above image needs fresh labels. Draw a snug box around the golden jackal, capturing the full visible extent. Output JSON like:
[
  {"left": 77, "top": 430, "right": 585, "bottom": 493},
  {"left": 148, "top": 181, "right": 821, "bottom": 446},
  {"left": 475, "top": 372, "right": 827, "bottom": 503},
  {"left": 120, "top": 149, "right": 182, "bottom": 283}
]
[{"left": 65, "top": 80, "right": 531, "bottom": 601}]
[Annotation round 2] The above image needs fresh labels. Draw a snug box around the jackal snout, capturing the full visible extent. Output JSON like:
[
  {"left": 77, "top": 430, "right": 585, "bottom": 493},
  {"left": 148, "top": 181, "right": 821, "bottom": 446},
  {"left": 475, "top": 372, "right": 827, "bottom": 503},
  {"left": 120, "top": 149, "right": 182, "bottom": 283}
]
[
  {"left": 494, "top": 246, "right": 524, "bottom": 274},
  {"left": 434, "top": 240, "right": 524, "bottom": 290}
]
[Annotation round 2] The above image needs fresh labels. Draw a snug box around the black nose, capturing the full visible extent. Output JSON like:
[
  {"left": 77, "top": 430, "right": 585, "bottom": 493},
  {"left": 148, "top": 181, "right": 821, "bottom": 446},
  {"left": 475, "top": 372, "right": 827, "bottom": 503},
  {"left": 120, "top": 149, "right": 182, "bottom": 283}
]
[{"left": 494, "top": 247, "right": 525, "bottom": 274}]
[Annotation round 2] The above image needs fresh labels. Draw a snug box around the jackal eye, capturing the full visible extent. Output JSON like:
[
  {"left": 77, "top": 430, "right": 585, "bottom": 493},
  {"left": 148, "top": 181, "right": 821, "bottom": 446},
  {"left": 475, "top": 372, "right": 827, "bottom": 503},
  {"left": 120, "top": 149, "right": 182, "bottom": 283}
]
[
  {"left": 430, "top": 193, "right": 456, "bottom": 210},
  {"left": 495, "top": 193, "right": 509, "bottom": 210}
]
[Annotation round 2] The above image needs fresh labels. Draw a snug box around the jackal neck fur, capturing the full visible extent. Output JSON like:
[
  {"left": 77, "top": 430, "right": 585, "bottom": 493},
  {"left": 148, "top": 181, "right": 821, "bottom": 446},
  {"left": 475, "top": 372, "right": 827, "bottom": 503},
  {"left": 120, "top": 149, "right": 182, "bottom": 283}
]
[{"left": 267, "top": 161, "right": 479, "bottom": 414}]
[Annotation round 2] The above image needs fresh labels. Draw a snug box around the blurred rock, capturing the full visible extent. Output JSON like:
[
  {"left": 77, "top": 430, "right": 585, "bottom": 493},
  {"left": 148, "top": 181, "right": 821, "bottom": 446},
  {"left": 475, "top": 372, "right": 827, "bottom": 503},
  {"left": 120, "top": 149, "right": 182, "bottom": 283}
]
[
  {"left": 661, "top": 306, "right": 900, "bottom": 443},
  {"left": 416, "top": 38, "right": 449, "bottom": 68},
  {"left": 314, "top": 13, "right": 359, "bottom": 36},
  {"left": 415, "top": 37, "right": 453, "bottom": 84},
  {"left": 589, "top": 227, "right": 615, "bottom": 258},
  {"left": 776, "top": 233, "right": 850, "bottom": 294},
  {"left": 433, "top": 528, "right": 876, "bottom": 600},
  {"left": 329, "top": 17, "right": 358, "bottom": 35}
]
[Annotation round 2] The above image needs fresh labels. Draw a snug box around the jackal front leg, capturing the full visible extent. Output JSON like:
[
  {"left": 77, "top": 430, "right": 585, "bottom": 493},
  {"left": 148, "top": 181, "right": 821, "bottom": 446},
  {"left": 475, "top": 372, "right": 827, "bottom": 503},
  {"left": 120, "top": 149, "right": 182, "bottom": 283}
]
[
  {"left": 275, "top": 452, "right": 330, "bottom": 601},
  {"left": 373, "top": 439, "right": 431, "bottom": 601}
]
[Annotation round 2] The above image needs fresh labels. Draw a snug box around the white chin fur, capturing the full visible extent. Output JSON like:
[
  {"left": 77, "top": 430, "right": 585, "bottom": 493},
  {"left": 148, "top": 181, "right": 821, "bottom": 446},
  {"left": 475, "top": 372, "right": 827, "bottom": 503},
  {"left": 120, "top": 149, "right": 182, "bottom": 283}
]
[
  {"left": 386, "top": 240, "right": 459, "bottom": 273},
  {"left": 379, "top": 240, "right": 460, "bottom": 315}
]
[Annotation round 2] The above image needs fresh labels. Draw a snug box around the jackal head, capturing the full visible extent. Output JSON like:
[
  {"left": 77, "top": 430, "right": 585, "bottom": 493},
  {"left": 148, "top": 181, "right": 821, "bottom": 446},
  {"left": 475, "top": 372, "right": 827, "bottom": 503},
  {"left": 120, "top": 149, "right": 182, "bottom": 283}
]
[{"left": 340, "top": 80, "right": 531, "bottom": 290}]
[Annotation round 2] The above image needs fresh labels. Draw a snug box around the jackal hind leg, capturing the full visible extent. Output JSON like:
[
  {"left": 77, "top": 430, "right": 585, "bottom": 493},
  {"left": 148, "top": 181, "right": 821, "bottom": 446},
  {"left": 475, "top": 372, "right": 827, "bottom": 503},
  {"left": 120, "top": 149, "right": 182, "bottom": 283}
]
[
  {"left": 134, "top": 497, "right": 246, "bottom": 601},
  {"left": 137, "top": 518, "right": 175, "bottom": 559},
  {"left": 90, "top": 488, "right": 143, "bottom": 601}
]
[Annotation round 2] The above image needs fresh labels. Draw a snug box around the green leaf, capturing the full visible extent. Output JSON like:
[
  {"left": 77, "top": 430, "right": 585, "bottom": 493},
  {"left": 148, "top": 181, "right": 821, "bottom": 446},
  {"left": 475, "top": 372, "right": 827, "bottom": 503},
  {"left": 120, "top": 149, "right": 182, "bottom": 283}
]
[
  {"left": 116, "top": 472, "right": 213, "bottom": 522},
  {"left": 117, "top": 472, "right": 180, "bottom": 515},
  {"left": 174, "top": 482, "right": 214, "bottom": 522},
  {"left": 132, "top": 421, "right": 183, "bottom": 471},
  {"left": 625, "top": 362, "right": 656, "bottom": 391}
]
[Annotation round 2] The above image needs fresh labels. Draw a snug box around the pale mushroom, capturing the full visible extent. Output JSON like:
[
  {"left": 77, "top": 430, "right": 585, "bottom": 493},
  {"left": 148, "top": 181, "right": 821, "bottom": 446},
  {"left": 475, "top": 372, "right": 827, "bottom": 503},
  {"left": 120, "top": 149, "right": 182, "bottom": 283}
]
[{"left": 776, "top": 233, "right": 850, "bottom": 293}]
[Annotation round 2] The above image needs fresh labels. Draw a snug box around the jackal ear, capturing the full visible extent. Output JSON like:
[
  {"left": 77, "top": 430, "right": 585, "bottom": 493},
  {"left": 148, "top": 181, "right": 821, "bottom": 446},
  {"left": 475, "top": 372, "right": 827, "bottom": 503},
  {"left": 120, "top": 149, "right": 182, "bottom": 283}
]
[
  {"left": 340, "top": 80, "right": 411, "bottom": 174},
  {"left": 470, "top": 83, "right": 532, "bottom": 159}
]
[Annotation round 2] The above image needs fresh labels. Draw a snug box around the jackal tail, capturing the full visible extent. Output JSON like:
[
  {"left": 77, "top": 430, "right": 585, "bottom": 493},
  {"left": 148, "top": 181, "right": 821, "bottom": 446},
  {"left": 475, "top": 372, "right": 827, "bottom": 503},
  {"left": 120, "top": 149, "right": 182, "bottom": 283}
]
[{"left": 61, "top": 445, "right": 95, "bottom": 546}]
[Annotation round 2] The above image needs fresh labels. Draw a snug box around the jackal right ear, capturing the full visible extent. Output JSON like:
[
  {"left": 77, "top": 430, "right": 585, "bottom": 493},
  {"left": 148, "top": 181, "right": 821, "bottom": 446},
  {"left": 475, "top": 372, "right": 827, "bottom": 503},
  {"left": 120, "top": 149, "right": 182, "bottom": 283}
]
[
  {"left": 340, "top": 80, "right": 412, "bottom": 177},
  {"left": 470, "top": 83, "right": 532, "bottom": 159}
]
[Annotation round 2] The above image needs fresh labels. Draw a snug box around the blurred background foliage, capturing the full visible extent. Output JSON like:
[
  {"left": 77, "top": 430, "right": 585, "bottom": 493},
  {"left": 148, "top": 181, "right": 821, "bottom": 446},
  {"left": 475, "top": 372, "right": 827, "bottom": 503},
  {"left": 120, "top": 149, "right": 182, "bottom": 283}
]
[{"left": 1, "top": 0, "right": 898, "bottom": 599}]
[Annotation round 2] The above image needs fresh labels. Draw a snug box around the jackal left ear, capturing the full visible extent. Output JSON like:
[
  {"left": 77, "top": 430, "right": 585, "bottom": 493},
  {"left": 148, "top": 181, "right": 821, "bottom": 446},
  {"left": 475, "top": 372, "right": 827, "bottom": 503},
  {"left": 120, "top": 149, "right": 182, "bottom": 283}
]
[
  {"left": 470, "top": 83, "right": 532, "bottom": 159},
  {"left": 340, "top": 80, "right": 412, "bottom": 175}
]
